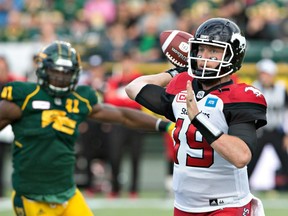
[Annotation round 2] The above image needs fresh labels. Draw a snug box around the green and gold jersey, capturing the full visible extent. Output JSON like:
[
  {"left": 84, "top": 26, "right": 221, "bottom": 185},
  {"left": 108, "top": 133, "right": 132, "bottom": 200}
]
[{"left": 0, "top": 82, "right": 98, "bottom": 202}]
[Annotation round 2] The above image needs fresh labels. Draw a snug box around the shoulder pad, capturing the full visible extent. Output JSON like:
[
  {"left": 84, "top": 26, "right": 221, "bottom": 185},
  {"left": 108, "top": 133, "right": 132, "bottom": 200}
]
[
  {"left": 166, "top": 72, "right": 191, "bottom": 95},
  {"left": 222, "top": 83, "right": 267, "bottom": 107}
]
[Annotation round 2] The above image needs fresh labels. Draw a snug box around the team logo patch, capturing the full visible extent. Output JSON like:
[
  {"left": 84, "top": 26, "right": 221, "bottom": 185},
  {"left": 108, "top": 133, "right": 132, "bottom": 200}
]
[
  {"left": 244, "top": 86, "right": 262, "bottom": 97},
  {"left": 205, "top": 98, "right": 218, "bottom": 107},
  {"left": 176, "top": 92, "right": 187, "bottom": 103},
  {"left": 32, "top": 101, "right": 50, "bottom": 109}
]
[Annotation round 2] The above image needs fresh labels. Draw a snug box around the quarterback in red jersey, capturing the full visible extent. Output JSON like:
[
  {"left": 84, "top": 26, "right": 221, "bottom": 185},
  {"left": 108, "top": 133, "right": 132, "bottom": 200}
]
[{"left": 126, "top": 18, "right": 267, "bottom": 215}]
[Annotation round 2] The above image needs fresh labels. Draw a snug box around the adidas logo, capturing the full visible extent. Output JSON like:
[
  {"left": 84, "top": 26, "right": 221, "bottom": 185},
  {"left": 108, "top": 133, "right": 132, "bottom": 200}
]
[{"left": 209, "top": 199, "right": 218, "bottom": 206}]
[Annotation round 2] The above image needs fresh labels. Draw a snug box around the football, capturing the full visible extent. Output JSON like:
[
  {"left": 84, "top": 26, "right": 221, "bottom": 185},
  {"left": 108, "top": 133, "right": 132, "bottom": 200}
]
[{"left": 160, "top": 30, "right": 193, "bottom": 67}]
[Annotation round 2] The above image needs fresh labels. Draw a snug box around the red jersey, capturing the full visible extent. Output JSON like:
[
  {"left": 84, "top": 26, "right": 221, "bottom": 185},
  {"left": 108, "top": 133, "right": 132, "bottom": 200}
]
[{"left": 164, "top": 72, "right": 266, "bottom": 212}]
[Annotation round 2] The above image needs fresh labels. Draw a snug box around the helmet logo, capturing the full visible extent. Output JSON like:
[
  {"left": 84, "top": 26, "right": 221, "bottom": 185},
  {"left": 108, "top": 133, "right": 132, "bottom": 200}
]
[
  {"left": 200, "top": 35, "right": 209, "bottom": 39},
  {"left": 55, "top": 58, "right": 73, "bottom": 67},
  {"left": 231, "top": 33, "right": 246, "bottom": 53}
]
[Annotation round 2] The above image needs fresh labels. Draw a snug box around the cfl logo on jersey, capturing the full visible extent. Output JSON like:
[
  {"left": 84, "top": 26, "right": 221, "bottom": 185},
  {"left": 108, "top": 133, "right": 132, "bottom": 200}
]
[
  {"left": 176, "top": 92, "right": 187, "bottom": 103},
  {"left": 196, "top": 90, "right": 205, "bottom": 99},
  {"left": 205, "top": 98, "right": 218, "bottom": 108}
]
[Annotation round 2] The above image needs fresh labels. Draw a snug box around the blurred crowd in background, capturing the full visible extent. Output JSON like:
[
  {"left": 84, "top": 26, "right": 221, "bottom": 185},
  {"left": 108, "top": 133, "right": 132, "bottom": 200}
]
[
  {"left": 1, "top": 0, "right": 288, "bottom": 76},
  {"left": 0, "top": 0, "right": 288, "bottom": 199},
  {"left": 2, "top": 0, "right": 288, "bottom": 63}
]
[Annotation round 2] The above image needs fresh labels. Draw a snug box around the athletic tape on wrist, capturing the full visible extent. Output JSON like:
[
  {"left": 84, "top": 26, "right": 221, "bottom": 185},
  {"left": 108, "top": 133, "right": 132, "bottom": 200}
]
[
  {"left": 156, "top": 119, "right": 170, "bottom": 132},
  {"left": 155, "top": 118, "right": 162, "bottom": 131},
  {"left": 191, "top": 112, "right": 223, "bottom": 144}
]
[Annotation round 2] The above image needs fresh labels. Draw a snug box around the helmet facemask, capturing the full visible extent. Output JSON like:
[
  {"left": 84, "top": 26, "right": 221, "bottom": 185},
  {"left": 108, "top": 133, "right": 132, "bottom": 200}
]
[{"left": 188, "top": 39, "right": 234, "bottom": 79}]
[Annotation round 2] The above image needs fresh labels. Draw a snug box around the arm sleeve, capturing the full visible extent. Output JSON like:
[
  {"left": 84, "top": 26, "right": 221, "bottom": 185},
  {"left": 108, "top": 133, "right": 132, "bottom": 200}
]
[
  {"left": 135, "top": 84, "right": 167, "bottom": 116},
  {"left": 224, "top": 103, "right": 267, "bottom": 129},
  {"left": 228, "top": 122, "right": 257, "bottom": 154}
]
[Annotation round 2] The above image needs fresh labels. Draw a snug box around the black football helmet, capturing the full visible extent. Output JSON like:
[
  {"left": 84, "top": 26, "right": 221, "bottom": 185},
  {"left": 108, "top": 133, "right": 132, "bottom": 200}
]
[
  {"left": 188, "top": 18, "right": 246, "bottom": 79},
  {"left": 35, "top": 40, "right": 81, "bottom": 97}
]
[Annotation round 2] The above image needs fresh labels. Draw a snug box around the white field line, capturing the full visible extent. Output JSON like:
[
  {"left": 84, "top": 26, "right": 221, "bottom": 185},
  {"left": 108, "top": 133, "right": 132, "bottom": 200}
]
[{"left": 0, "top": 198, "right": 288, "bottom": 212}]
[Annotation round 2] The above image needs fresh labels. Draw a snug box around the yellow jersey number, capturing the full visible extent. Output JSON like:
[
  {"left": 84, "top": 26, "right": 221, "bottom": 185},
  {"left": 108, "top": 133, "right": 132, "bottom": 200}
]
[
  {"left": 41, "top": 99, "right": 79, "bottom": 135},
  {"left": 1, "top": 86, "right": 13, "bottom": 100}
]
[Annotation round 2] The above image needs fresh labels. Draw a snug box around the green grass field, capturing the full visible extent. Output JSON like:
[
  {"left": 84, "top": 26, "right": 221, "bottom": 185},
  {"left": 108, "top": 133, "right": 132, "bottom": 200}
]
[{"left": 1, "top": 191, "right": 288, "bottom": 216}]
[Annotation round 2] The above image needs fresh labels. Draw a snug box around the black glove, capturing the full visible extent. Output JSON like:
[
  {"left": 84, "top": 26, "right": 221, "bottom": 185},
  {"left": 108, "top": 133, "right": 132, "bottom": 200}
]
[{"left": 165, "top": 67, "right": 188, "bottom": 78}]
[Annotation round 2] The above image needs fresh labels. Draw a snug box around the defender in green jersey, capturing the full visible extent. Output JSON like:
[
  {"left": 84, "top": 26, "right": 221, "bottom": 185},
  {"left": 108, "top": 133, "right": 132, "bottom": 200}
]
[{"left": 0, "top": 41, "right": 171, "bottom": 216}]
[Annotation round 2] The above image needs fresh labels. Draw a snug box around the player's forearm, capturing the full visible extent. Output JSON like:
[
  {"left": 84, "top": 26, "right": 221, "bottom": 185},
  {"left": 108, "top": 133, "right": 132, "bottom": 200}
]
[
  {"left": 0, "top": 100, "right": 22, "bottom": 129},
  {"left": 119, "top": 107, "right": 168, "bottom": 131},
  {"left": 125, "top": 73, "right": 172, "bottom": 100},
  {"left": 90, "top": 104, "right": 170, "bottom": 132},
  {"left": 211, "top": 134, "right": 252, "bottom": 168},
  {"left": 0, "top": 119, "right": 11, "bottom": 130},
  {"left": 283, "top": 134, "right": 288, "bottom": 150},
  {"left": 189, "top": 108, "right": 252, "bottom": 168}
]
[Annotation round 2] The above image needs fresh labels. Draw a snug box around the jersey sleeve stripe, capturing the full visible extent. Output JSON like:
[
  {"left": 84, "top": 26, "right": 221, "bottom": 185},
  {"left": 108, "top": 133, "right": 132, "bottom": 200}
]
[
  {"left": 72, "top": 92, "right": 92, "bottom": 112},
  {"left": 21, "top": 85, "right": 40, "bottom": 111}
]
